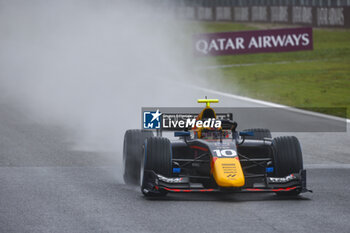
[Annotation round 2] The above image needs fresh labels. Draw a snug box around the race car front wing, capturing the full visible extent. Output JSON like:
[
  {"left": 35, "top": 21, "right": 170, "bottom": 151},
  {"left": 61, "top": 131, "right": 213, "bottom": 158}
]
[{"left": 141, "top": 169, "right": 312, "bottom": 195}]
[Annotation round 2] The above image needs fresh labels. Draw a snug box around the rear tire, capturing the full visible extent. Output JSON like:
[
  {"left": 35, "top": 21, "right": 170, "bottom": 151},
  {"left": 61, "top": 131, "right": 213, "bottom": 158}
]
[
  {"left": 243, "top": 128, "right": 272, "bottom": 140},
  {"left": 141, "top": 137, "right": 172, "bottom": 197},
  {"left": 123, "top": 129, "right": 153, "bottom": 185},
  {"left": 272, "top": 136, "right": 303, "bottom": 196}
]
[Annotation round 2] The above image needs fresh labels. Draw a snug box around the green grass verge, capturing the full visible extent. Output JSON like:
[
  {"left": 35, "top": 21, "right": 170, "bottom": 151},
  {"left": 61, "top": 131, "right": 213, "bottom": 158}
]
[{"left": 189, "top": 22, "right": 350, "bottom": 118}]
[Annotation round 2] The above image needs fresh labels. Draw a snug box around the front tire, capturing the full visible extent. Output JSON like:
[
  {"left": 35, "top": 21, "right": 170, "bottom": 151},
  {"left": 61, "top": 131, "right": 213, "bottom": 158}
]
[
  {"left": 123, "top": 129, "right": 153, "bottom": 185},
  {"left": 141, "top": 137, "right": 172, "bottom": 197},
  {"left": 272, "top": 136, "right": 303, "bottom": 196}
]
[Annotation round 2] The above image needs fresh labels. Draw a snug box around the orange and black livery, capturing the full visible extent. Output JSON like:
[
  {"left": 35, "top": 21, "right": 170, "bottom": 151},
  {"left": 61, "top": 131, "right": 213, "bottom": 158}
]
[{"left": 123, "top": 98, "right": 311, "bottom": 197}]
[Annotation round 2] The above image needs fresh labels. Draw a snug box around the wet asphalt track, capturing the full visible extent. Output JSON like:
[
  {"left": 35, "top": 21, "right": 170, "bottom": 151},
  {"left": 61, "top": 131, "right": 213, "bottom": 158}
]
[{"left": 1, "top": 93, "right": 350, "bottom": 233}]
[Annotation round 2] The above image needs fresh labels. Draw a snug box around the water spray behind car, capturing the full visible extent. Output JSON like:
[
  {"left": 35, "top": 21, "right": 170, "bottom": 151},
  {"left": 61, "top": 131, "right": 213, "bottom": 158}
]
[{"left": 0, "top": 0, "right": 220, "bottom": 180}]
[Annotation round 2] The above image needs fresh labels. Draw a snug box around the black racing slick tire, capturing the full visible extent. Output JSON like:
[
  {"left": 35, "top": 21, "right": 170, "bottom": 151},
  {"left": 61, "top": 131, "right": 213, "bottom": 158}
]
[
  {"left": 141, "top": 137, "right": 172, "bottom": 197},
  {"left": 272, "top": 136, "right": 303, "bottom": 196},
  {"left": 243, "top": 128, "right": 272, "bottom": 140},
  {"left": 123, "top": 129, "right": 153, "bottom": 185}
]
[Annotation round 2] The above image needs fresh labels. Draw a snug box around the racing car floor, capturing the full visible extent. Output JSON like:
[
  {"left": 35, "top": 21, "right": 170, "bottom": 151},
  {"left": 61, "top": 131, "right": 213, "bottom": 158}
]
[{"left": 1, "top": 102, "right": 350, "bottom": 233}]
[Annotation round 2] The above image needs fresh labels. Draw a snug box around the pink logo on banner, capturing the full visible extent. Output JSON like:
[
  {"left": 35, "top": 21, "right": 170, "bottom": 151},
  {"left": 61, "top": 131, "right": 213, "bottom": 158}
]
[{"left": 193, "top": 27, "right": 313, "bottom": 56}]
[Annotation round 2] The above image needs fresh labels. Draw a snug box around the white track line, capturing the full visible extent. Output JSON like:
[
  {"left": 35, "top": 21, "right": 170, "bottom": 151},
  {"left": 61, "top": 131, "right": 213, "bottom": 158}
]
[{"left": 192, "top": 86, "right": 350, "bottom": 124}]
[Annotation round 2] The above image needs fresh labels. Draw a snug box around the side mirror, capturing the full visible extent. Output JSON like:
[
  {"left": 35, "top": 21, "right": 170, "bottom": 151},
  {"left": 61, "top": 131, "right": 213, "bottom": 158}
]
[
  {"left": 239, "top": 131, "right": 254, "bottom": 137},
  {"left": 174, "top": 131, "right": 191, "bottom": 137},
  {"left": 221, "top": 119, "right": 237, "bottom": 130}
]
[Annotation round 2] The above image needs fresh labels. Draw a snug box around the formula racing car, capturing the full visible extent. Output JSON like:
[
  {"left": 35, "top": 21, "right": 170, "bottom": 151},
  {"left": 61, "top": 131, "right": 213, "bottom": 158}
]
[{"left": 123, "top": 99, "right": 311, "bottom": 197}]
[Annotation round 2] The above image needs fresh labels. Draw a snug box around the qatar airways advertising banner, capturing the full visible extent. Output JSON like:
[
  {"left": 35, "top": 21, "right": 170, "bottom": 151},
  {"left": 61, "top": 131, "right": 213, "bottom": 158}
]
[{"left": 193, "top": 27, "right": 313, "bottom": 56}]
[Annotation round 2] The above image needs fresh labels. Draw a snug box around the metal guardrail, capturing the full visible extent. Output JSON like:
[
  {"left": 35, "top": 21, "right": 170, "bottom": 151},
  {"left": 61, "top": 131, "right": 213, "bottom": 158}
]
[
  {"left": 165, "top": 5, "right": 350, "bottom": 28},
  {"left": 149, "top": 1, "right": 350, "bottom": 27},
  {"left": 154, "top": 0, "right": 350, "bottom": 7}
]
